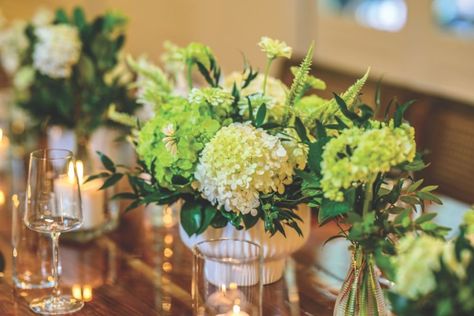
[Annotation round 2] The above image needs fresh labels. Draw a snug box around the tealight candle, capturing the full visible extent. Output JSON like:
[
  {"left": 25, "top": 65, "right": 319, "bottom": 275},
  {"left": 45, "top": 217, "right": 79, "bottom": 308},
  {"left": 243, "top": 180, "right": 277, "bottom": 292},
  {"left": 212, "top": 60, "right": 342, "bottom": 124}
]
[
  {"left": 216, "top": 304, "right": 250, "bottom": 316},
  {"left": 207, "top": 283, "right": 247, "bottom": 311},
  {"left": 55, "top": 161, "right": 105, "bottom": 229}
]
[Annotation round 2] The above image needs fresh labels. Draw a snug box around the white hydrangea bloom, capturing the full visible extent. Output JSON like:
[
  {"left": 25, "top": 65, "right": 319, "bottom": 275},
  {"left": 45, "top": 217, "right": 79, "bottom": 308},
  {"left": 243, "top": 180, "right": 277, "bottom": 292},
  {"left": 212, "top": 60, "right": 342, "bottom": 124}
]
[
  {"left": 33, "top": 24, "right": 81, "bottom": 78},
  {"left": 224, "top": 72, "right": 288, "bottom": 122},
  {"left": 195, "top": 122, "right": 296, "bottom": 216},
  {"left": 0, "top": 21, "right": 28, "bottom": 75},
  {"left": 32, "top": 8, "right": 54, "bottom": 27}
]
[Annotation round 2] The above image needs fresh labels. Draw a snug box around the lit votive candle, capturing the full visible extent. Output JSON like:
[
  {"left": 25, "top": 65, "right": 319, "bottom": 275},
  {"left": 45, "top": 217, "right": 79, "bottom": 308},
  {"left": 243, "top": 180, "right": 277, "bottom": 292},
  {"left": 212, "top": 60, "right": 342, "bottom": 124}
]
[
  {"left": 216, "top": 304, "right": 250, "bottom": 316},
  {"left": 55, "top": 161, "right": 105, "bottom": 229},
  {"left": 207, "top": 283, "right": 247, "bottom": 314}
]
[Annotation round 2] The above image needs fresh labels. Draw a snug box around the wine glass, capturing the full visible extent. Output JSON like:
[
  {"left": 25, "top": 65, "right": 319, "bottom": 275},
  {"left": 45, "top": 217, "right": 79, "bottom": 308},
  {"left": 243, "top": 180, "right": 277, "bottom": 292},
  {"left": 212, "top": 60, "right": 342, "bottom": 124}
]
[{"left": 24, "top": 149, "right": 84, "bottom": 314}]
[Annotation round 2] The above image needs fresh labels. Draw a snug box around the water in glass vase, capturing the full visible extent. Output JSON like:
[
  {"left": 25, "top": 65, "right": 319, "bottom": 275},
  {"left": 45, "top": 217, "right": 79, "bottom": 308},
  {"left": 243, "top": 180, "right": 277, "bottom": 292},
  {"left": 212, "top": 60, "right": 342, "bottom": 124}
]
[{"left": 333, "top": 246, "right": 388, "bottom": 316}]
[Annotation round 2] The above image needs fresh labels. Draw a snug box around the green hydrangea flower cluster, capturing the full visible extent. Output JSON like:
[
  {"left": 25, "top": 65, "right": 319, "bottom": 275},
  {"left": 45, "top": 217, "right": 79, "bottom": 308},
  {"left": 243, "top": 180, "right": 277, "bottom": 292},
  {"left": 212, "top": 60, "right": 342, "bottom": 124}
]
[
  {"left": 136, "top": 98, "right": 220, "bottom": 189},
  {"left": 188, "top": 87, "right": 234, "bottom": 119},
  {"left": 321, "top": 122, "right": 416, "bottom": 201}
]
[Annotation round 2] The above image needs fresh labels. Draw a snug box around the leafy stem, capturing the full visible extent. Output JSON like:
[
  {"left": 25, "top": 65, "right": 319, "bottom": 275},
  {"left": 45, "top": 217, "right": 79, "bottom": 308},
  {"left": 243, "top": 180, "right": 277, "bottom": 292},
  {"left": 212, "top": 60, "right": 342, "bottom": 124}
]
[{"left": 362, "top": 179, "right": 374, "bottom": 218}]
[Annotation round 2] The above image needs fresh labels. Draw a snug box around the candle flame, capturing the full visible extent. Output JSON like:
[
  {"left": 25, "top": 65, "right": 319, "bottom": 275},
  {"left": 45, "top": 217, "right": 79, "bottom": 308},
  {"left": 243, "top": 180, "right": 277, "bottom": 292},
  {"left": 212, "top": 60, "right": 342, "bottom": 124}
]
[
  {"left": 68, "top": 160, "right": 84, "bottom": 184},
  {"left": 233, "top": 304, "right": 240, "bottom": 314},
  {"left": 0, "top": 191, "right": 5, "bottom": 206},
  {"left": 0, "top": 129, "right": 2, "bottom": 141}
]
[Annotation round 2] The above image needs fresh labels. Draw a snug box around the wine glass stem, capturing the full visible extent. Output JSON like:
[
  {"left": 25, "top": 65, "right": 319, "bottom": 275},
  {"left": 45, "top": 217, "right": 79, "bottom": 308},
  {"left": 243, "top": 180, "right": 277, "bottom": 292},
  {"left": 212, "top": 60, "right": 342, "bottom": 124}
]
[{"left": 51, "top": 231, "right": 61, "bottom": 297}]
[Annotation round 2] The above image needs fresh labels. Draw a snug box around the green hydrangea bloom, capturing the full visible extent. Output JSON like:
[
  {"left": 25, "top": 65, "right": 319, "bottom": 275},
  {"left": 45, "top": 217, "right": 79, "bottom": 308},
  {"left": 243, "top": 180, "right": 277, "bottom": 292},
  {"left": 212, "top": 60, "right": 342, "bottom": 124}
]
[
  {"left": 321, "top": 122, "right": 416, "bottom": 201},
  {"left": 136, "top": 97, "right": 220, "bottom": 188},
  {"left": 188, "top": 87, "right": 234, "bottom": 119},
  {"left": 183, "top": 42, "right": 213, "bottom": 68}
]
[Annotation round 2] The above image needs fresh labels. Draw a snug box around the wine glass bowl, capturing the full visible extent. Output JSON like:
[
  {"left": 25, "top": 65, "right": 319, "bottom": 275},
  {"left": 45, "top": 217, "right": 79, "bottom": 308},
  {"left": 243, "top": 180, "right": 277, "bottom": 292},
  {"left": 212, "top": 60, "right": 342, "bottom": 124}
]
[{"left": 25, "top": 149, "right": 84, "bottom": 315}]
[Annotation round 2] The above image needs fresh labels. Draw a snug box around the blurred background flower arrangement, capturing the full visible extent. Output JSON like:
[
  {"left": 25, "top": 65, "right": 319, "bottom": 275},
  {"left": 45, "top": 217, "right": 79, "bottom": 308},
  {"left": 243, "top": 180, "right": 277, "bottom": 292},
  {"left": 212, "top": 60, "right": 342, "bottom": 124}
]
[
  {"left": 0, "top": 7, "right": 139, "bottom": 158},
  {"left": 388, "top": 208, "right": 474, "bottom": 316}
]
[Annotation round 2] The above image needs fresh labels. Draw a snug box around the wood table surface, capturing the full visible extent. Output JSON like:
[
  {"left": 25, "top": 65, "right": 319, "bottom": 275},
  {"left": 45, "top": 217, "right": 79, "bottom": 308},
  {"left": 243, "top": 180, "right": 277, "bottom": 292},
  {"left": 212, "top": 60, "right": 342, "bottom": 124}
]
[{"left": 0, "top": 172, "right": 343, "bottom": 315}]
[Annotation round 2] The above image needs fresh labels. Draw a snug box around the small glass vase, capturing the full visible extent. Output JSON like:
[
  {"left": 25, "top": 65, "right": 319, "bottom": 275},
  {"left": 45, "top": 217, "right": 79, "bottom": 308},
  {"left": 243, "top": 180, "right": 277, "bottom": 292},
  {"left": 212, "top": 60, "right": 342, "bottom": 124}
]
[{"left": 333, "top": 246, "right": 388, "bottom": 316}]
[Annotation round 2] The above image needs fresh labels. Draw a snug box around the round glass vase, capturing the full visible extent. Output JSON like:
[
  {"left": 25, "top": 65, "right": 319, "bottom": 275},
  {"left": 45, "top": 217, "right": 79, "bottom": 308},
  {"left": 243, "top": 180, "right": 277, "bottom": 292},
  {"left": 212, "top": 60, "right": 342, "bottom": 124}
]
[
  {"left": 333, "top": 246, "right": 388, "bottom": 316},
  {"left": 61, "top": 134, "right": 119, "bottom": 243}
]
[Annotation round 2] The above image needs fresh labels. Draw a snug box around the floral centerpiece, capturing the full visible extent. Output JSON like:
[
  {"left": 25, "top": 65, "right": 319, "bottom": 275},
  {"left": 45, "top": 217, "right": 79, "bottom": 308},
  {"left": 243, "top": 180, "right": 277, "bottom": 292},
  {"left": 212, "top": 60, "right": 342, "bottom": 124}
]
[
  {"left": 302, "top": 91, "right": 450, "bottom": 314},
  {"left": 388, "top": 209, "right": 474, "bottom": 316},
  {"left": 0, "top": 7, "right": 138, "bottom": 155},
  {"left": 92, "top": 37, "right": 374, "bottom": 283}
]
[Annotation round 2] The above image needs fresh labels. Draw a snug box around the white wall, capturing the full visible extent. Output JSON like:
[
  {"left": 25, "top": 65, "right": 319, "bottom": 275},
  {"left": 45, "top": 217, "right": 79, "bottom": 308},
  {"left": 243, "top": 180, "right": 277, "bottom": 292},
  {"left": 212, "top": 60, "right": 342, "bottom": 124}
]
[
  {"left": 1, "top": 0, "right": 473, "bottom": 103},
  {"left": 0, "top": 0, "right": 300, "bottom": 75},
  {"left": 299, "top": 0, "right": 474, "bottom": 104}
]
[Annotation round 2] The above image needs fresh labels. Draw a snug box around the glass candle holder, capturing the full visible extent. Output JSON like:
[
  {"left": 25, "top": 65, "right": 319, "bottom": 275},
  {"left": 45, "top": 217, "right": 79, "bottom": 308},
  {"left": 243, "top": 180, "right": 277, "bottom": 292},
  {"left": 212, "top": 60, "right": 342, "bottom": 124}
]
[
  {"left": 192, "top": 239, "right": 262, "bottom": 316},
  {"left": 11, "top": 193, "right": 54, "bottom": 289}
]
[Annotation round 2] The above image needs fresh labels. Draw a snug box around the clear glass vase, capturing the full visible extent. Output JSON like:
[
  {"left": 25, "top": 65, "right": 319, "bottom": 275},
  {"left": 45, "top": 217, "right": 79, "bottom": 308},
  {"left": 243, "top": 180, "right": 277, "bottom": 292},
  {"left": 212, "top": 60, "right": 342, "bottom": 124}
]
[{"left": 333, "top": 246, "right": 388, "bottom": 316}]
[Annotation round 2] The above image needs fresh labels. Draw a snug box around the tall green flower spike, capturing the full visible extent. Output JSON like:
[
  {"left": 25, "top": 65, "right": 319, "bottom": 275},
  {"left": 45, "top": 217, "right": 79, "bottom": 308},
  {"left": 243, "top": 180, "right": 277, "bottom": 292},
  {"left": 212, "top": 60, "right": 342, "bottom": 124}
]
[
  {"left": 326, "top": 67, "right": 370, "bottom": 110},
  {"left": 285, "top": 42, "right": 314, "bottom": 108}
]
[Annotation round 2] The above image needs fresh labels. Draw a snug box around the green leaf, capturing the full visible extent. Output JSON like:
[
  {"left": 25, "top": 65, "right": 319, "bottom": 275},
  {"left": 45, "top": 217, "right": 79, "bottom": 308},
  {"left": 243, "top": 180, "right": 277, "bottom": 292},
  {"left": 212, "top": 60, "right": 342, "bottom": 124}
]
[
  {"left": 255, "top": 104, "right": 267, "bottom": 127},
  {"left": 99, "top": 173, "right": 123, "bottom": 190},
  {"left": 73, "top": 7, "right": 86, "bottom": 29},
  {"left": 55, "top": 8, "right": 69, "bottom": 23},
  {"left": 416, "top": 191, "right": 443, "bottom": 205},
  {"left": 394, "top": 99, "right": 416, "bottom": 127},
  {"left": 211, "top": 211, "right": 228, "bottom": 228},
  {"left": 394, "top": 208, "right": 411, "bottom": 225},
  {"left": 85, "top": 172, "right": 110, "bottom": 183},
  {"left": 294, "top": 117, "right": 308, "bottom": 142},
  {"left": 407, "top": 179, "right": 423, "bottom": 193},
  {"left": 242, "top": 212, "right": 260, "bottom": 230},
  {"left": 112, "top": 192, "right": 136, "bottom": 200},
  {"left": 180, "top": 202, "right": 203, "bottom": 236},
  {"left": 247, "top": 96, "right": 254, "bottom": 122},
  {"left": 334, "top": 93, "right": 360, "bottom": 121},
  {"left": 308, "top": 138, "right": 329, "bottom": 174},
  {"left": 97, "top": 151, "right": 116, "bottom": 172},
  {"left": 124, "top": 199, "right": 142, "bottom": 212},
  {"left": 420, "top": 185, "right": 438, "bottom": 193},
  {"left": 196, "top": 204, "right": 217, "bottom": 235},
  {"left": 415, "top": 212, "right": 437, "bottom": 224},
  {"left": 400, "top": 195, "right": 420, "bottom": 205},
  {"left": 315, "top": 120, "right": 327, "bottom": 139},
  {"left": 318, "top": 189, "right": 355, "bottom": 224}
]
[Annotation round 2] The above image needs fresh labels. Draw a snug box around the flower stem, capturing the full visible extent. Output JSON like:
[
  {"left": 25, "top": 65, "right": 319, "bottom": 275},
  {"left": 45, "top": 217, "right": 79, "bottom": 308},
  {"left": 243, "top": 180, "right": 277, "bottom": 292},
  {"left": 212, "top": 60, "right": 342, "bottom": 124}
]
[
  {"left": 186, "top": 62, "right": 193, "bottom": 90},
  {"left": 262, "top": 58, "right": 274, "bottom": 95},
  {"left": 362, "top": 180, "right": 374, "bottom": 218}
]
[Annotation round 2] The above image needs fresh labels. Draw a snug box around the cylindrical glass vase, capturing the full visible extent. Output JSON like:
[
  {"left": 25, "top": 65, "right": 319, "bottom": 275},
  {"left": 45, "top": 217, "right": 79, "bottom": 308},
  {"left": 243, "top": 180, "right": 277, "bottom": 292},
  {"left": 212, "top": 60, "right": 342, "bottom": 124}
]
[
  {"left": 334, "top": 246, "right": 388, "bottom": 316},
  {"left": 193, "top": 239, "right": 262, "bottom": 316}
]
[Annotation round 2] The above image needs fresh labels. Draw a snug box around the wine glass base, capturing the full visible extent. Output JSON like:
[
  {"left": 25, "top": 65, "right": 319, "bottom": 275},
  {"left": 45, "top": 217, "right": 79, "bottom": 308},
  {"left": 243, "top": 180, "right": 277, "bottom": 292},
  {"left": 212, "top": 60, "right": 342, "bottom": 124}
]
[{"left": 29, "top": 295, "right": 84, "bottom": 315}]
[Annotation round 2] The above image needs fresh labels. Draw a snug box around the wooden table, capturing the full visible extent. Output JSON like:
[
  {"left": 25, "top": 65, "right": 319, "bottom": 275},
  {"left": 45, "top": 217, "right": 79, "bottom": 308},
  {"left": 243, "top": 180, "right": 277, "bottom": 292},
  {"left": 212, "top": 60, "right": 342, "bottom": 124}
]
[{"left": 0, "top": 174, "right": 342, "bottom": 315}]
